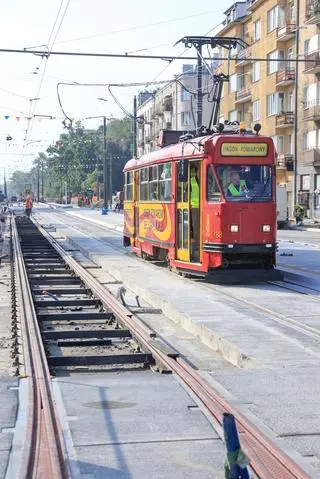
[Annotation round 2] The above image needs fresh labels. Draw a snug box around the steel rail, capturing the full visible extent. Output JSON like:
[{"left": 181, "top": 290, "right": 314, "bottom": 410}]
[
  {"left": 34, "top": 218, "right": 311, "bottom": 479},
  {"left": 12, "top": 217, "right": 70, "bottom": 479}
]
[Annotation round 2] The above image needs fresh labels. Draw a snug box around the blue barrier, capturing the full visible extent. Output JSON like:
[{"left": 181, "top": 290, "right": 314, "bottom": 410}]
[
  {"left": 223, "top": 413, "right": 250, "bottom": 479},
  {"left": 101, "top": 207, "right": 108, "bottom": 215}
]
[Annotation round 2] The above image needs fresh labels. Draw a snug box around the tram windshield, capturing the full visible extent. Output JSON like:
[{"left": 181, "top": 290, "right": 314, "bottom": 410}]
[{"left": 215, "top": 165, "right": 273, "bottom": 202}]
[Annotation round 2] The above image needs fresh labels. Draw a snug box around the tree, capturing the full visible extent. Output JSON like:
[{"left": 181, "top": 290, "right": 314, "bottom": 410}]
[{"left": 9, "top": 115, "right": 132, "bottom": 201}]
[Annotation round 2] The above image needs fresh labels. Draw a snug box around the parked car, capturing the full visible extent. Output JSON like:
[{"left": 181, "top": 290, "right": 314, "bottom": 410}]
[{"left": 11, "top": 196, "right": 17, "bottom": 202}]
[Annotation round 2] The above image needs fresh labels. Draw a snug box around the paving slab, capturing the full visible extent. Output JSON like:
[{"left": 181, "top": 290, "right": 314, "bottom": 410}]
[{"left": 54, "top": 371, "right": 226, "bottom": 478}]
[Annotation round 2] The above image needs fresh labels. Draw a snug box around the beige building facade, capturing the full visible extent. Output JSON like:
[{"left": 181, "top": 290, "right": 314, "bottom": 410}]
[{"left": 217, "top": 0, "right": 320, "bottom": 220}]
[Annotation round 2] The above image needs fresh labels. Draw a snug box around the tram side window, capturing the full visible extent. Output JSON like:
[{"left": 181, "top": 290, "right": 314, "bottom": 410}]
[
  {"left": 140, "top": 168, "right": 149, "bottom": 201},
  {"left": 150, "top": 166, "right": 158, "bottom": 200},
  {"left": 207, "top": 166, "right": 221, "bottom": 203},
  {"left": 159, "top": 163, "right": 172, "bottom": 201},
  {"left": 125, "top": 172, "right": 133, "bottom": 201}
]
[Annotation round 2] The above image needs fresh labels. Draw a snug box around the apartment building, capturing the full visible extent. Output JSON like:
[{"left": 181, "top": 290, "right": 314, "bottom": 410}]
[
  {"left": 217, "top": 0, "right": 320, "bottom": 220},
  {"left": 137, "top": 65, "right": 213, "bottom": 158}
]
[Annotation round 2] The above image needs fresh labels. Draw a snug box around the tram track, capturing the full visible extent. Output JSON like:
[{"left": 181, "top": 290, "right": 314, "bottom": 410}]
[
  {"left": 11, "top": 215, "right": 70, "bottom": 479},
  {"left": 22, "top": 213, "right": 313, "bottom": 478}
]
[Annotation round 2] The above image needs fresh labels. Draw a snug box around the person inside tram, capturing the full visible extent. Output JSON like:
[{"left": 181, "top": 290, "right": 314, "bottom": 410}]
[
  {"left": 227, "top": 171, "right": 251, "bottom": 197},
  {"left": 190, "top": 164, "right": 200, "bottom": 261}
]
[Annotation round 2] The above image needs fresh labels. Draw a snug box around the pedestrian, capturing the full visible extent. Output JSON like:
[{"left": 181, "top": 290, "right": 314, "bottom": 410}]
[{"left": 25, "top": 195, "right": 33, "bottom": 219}]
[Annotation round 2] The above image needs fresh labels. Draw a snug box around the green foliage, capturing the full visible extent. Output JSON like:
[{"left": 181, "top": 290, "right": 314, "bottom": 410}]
[{"left": 9, "top": 117, "right": 132, "bottom": 199}]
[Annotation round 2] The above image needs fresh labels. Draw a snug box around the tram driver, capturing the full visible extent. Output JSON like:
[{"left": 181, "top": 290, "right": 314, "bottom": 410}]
[{"left": 227, "top": 171, "right": 250, "bottom": 198}]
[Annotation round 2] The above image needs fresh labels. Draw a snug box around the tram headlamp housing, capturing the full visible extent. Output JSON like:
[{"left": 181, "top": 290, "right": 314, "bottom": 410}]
[
  {"left": 230, "top": 224, "right": 239, "bottom": 233},
  {"left": 262, "top": 224, "right": 271, "bottom": 232}
]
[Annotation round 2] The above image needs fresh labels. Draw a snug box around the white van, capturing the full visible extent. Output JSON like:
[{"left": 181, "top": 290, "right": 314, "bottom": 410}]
[{"left": 276, "top": 184, "right": 287, "bottom": 228}]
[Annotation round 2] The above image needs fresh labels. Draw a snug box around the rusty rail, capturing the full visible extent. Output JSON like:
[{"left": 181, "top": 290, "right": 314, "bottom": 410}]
[
  {"left": 34, "top": 217, "right": 311, "bottom": 479},
  {"left": 12, "top": 216, "right": 70, "bottom": 479}
]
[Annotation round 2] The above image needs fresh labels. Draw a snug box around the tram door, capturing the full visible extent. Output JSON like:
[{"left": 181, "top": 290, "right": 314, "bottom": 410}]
[
  {"left": 176, "top": 159, "right": 201, "bottom": 262},
  {"left": 176, "top": 159, "right": 190, "bottom": 261},
  {"left": 133, "top": 170, "right": 139, "bottom": 247}
]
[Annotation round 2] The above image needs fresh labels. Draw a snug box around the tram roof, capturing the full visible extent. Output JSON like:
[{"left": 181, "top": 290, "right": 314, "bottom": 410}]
[{"left": 124, "top": 133, "right": 273, "bottom": 171}]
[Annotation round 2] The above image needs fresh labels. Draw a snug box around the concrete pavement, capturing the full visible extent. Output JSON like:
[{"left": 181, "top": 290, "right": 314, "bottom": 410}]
[{"left": 32, "top": 206, "right": 320, "bottom": 475}]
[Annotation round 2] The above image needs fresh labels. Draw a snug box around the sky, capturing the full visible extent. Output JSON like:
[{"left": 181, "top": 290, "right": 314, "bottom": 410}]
[{"left": 0, "top": 0, "right": 226, "bottom": 177}]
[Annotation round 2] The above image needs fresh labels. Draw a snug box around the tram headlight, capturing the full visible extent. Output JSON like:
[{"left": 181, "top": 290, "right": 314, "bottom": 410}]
[
  {"left": 230, "top": 224, "right": 239, "bottom": 233},
  {"left": 262, "top": 224, "right": 271, "bottom": 233}
]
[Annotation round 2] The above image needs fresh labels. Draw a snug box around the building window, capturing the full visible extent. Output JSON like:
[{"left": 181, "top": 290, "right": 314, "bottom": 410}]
[
  {"left": 229, "top": 73, "right": 238, "bottom": 92},
  {"left": 303, "top": 130, "right": 317, "bottom": 150},
  {"left": 267, "top": 6, "right": 279, "bottom": 33},
  {"left": 301, "top": 175, "right": 310, "bottom": 191},
  {"left": 304, "top": 83, "right": 318, "bottom": 108},
  {"left": 182, "top": 88, "right": 191, "bottom": 101},
  {"left": 159, "top": 163, "right": 172, "bottom": 201},
  {"left": 182, "top": 111, "right": 192, "bottom": 126},
  {"left": 272, "top": 136, "right": 284, "bottom": 154},
  {"left": 253, "top": 100, "right": 260, "bottom": 121},
  {"left": 305, "top": 35, "right": 319, "bottom": 55},
  {"left": 267, "top": 94, "right": 277, "bottom": 116},
  {"left": 288, "top": 134, "right": 293, "bottom": 154},
  {"left": 267, "top": 51, "right": 278, "bottom": 74},
  {"left": 316, "top": 174, "right": 320, "bottom": 190},
  {"left": 288, "top": 1, "right": 294, "bottom": 20},
  {"left": 253, "top": 20, "right": 261, "bottom": 42},
  {"left": 207, "top": 166, "right": 221, "bottom": 203},
  {"left": 288, "top": 91, "right": 294, "bottom": 111},
  {"left": 229, "top": 110, "right": 238, "bottom": 122},
  {"left": 252, "top": 61, "right": 260, "bottom": 82}
]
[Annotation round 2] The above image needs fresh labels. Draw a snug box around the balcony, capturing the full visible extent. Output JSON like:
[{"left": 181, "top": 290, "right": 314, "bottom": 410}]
[
  {"left": 275, "top": 68, "right": 295, "bottom": 87},
  {"left": 275, "top": 111, "right": 294, "bottom": 128},
  {"left": 235, "top": 85, "right": 252, "bottom": 103},
  {"left": 304, "top": 51, "right": 320, "bottom": 74},
  {"left": 305, "top": 0, "right": 320, "bottom": 24},
  {"left": 303, "top": 103, "right": 320, "bottom": 121},
  {"left": 276, "top": 153, "right": 294, "bottom": 171},
  {"left": 235, "top": 47, "right": 252, "bottom": 67},
  {"left": 276, "top": 24, "right": 296, "bottom": 42},
  {"left": 303, "top": 148, "right": 320, "bottom": 165}
]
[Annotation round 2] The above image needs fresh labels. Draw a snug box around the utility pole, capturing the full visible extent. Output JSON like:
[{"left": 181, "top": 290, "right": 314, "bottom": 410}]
[
  {"left": 41, "top": 161, "right": 44, "bottom": 202},
  {"left": 293, "top": 0, "right": 300, "bottom": 222},
  {"left": 133, "top": 95, "right": 137, "bottom": 157},
  {"left": 196, "top": 44, "right": 203, "bottom": 130},
  {"left": 103, "top": 116, "right": 108, "bottom": 210},
  {"left": 37, "top": 164, "right": 40, "bottom": 202}
]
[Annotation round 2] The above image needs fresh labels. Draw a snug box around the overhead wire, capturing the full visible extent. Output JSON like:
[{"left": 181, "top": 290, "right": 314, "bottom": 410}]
[
  {"left": 25, "top": 8, "right": 227, "bottom": 49},
  {"left": 25, "top": 0, "right": 71, "bottom": 144}
]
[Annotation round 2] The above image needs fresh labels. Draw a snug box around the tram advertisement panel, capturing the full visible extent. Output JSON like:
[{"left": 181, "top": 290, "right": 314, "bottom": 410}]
[
  {"left": 138, "top": 203, "right": 174, "bottom": 244},
  {"left": 124, "top": 202, "right": 134, "bottom": 236}
]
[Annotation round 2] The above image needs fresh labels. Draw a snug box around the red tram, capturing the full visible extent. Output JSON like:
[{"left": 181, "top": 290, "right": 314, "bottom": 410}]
[{"left": 123, "top": 124, "right": 280, "bottom": 279}]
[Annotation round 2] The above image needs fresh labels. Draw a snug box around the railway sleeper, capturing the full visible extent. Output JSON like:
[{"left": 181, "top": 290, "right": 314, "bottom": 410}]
[
  {"left": 35, "top": 298, "right": 100, "bottom": 307},
  {"left": 37, "top": 311, "right": 114, "bottom": 321},
  {"left": 48, "top": 353, "right": 154, "bottom": 367},
  {"left": 41, "top": 329, "right": 132, "bottom": 340}
]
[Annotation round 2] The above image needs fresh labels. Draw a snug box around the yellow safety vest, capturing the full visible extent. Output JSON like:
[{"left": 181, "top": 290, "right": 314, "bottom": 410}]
[
  {"left": 190, "top": 176, "right": 200, "bottom": 208},
  {"left": 228, "top": 180, "right": 247, "bottom": 197}
]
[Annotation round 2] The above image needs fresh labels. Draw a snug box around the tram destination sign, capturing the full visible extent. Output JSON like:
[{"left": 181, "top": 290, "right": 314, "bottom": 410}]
[{"left": 221, "top": 142, "right": 268, "bottom": 157}]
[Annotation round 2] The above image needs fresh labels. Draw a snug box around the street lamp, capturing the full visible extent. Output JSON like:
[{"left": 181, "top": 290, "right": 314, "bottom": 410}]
[{"left": 85, "top": 114, "right": 112, "bottom": 214}]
